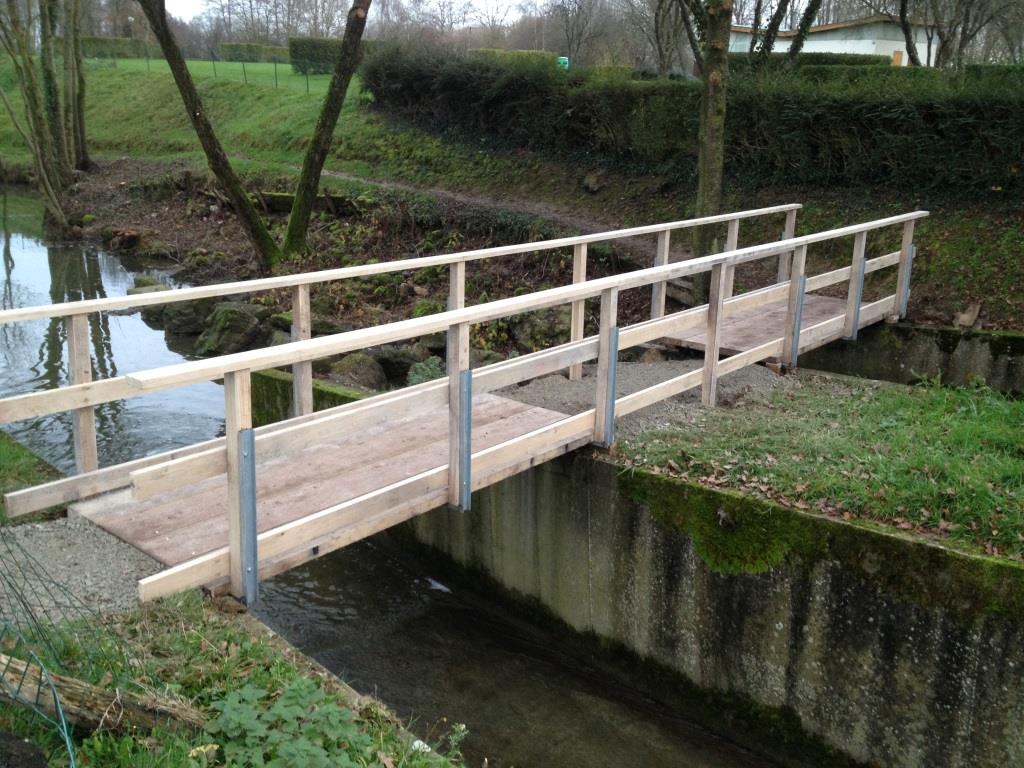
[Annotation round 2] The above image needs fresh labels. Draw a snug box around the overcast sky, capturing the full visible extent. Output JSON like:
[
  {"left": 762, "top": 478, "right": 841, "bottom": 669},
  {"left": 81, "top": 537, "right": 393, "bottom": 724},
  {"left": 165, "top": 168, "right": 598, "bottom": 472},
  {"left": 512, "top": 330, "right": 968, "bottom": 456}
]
[{"left": 167, "top": 0, "right": 206, "bottom": 22}]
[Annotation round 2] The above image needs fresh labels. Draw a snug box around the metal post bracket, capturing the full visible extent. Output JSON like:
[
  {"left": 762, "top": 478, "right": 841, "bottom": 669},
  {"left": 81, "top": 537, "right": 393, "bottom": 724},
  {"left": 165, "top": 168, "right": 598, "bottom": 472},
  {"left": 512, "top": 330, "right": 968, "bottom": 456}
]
[{"left": 238, "top": 428, "right": 259, "bottom": 606}]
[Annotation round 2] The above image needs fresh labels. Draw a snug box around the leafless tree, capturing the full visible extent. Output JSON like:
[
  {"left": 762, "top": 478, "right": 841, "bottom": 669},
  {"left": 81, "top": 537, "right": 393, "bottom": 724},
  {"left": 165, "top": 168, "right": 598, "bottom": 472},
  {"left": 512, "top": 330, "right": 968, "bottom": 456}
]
[
  {"left": 549, "top": 0, "right": 604, "bottom": 61},
  {"left": 619, "top": 0, "right": 689, "bottom": 75}
]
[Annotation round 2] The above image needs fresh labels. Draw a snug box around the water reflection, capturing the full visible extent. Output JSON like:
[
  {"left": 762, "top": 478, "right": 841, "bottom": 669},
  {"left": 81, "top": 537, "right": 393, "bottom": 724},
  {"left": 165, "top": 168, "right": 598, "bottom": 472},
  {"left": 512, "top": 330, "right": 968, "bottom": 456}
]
[{"left": 0, "top": 191, "right": 223, "bottom": 473}]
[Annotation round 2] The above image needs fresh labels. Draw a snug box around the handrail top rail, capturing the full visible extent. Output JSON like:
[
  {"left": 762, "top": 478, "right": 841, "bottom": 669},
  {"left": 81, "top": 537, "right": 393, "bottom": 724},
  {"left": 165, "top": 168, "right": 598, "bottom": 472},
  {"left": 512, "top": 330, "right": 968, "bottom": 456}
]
[
  {"left": 0, "top": 203, "right": 802, "bottom": 326},
  {"left": 120, "top": 210, "right": 926, "bottom": 391}
]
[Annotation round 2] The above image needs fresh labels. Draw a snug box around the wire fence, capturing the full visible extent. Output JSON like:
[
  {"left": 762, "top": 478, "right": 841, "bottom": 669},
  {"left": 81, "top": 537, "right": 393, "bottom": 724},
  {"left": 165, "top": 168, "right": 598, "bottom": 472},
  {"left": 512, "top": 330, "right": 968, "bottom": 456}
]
[{"left": 83, "top": 53, "right": 338, "bottom": 96}]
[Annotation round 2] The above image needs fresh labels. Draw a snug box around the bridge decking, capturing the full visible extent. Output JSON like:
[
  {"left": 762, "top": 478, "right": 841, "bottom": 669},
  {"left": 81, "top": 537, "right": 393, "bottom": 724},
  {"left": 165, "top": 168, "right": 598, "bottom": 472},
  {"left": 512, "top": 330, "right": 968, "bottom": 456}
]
[
  {"left": 71, "top": 394, "right": 569, "bottom": 575},
  {"left": 666, "top": 295, "right": 846, "bottom": 356}
]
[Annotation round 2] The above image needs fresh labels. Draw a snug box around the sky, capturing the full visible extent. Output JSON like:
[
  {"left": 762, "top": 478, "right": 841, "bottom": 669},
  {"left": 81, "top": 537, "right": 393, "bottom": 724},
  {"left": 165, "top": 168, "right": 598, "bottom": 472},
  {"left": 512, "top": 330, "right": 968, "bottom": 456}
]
[{"left": 166, "top": 0, "right": 207, "bottom": 22}]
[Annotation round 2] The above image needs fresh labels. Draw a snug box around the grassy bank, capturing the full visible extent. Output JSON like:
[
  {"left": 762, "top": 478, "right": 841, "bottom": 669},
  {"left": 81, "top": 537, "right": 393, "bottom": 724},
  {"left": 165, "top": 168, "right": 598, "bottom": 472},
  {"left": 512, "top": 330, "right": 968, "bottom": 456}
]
[
  {"left": 0, "top": 591, "right": 464, "bottom": 766},
  {"left": 619, "top": 373, "right": 1024, "bottom": 559},
  {"left": 0, "top": 431, "right": 60, "bottom": 523}
]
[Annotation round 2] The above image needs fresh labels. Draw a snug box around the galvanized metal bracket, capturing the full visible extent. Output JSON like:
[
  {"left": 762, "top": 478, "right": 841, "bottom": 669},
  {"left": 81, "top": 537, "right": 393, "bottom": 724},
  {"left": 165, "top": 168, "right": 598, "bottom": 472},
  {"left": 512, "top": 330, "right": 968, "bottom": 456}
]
[
  {"left": 845, "top": 255, "right": 866, "bottom": 341},
  {"left": 239, "top": 428, "right": 259, "bottom": 607},
  {"left": 899, "top": 243, "right": 915, "bottom": 319},
  {"left": 789, "top": 275, "right": 806, "bottom": 369},
  {"left": 457, "top": 369, "right": 473, "bottom": 513},
  {"left": 597, "top": 326, "right": 619, "bottom": 449}
]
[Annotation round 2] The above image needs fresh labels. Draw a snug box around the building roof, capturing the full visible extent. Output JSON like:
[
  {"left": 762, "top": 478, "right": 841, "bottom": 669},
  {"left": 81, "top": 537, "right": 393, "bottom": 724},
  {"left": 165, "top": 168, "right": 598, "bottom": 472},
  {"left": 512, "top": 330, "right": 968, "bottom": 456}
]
[{"left": 731, "top": 14, "right": 924, "bottom": 37}]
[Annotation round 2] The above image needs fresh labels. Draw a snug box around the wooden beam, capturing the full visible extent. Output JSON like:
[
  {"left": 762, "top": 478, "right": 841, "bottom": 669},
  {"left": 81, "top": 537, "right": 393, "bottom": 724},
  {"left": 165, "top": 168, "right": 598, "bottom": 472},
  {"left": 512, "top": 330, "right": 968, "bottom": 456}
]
[
  {"left": 616, "top": 369, "right": 703, "bottom": 417},
  {"left": 649, "top": 230, "right": 670, "bottom": 320},
  {"left": 67, "top": 314, "right": 98, "bottom": 474},
  {"left": 1, "top": 204, "right": 803, "bottom": 326},
  {"left": 701, "top": 264, "right": 727, "bottom": 407},
  {"left": 223, "top": 370, "right": 252, "bottom": 598},
  {"left": 569, "top": 243, "right": 587, "bottom": 381},
  {"left": 844, "top": 231, "right": 868, "bottom": 339},
  {"left": 593, "top": 288, "right": 618, "bottom": 446},
  {"left": 777, "top": 207, "right": 798, "bottom": 283},
  {"left": 892, "top": 220, "right": 916, "bottom": 321},
  {"left": 291, "top": 285, "right": 313, "bottom": 418},
  {"left": 722, "top": 219, "right": 740, "bottom": 300},
  {"left": 782, "top": 244, "right": 808, "bottom": 367},
  {"left": 447, "top": 322, "right": 470, "bottom": 508},
  {"left": 449, "top": 261, "right": 466, "bottom": 310}
]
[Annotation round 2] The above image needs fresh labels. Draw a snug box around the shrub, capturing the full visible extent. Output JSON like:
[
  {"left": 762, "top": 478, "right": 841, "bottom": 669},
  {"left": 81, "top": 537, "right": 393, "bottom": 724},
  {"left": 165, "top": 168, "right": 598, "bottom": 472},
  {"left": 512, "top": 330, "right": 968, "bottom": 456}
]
[
  {"left": 469, "top": 48, "right": 560, "bottom": 65},
  {"left": 728, "top": 51, "right": 890, "bottom": 72},
  {"left": 362, "top": 43, "right": 1024, "bottom": 191},
  {"left": 407, "top": 356, "right": 445, "bottom": 385},
  {"left": 289, "top": 37, "right": 342, "bottom": 74},
  {"left": 219, "top": 42, "right": 289, "bottom": 62},
  {"left": 81, "top": 36, "right": 148, "bottom": 59}
]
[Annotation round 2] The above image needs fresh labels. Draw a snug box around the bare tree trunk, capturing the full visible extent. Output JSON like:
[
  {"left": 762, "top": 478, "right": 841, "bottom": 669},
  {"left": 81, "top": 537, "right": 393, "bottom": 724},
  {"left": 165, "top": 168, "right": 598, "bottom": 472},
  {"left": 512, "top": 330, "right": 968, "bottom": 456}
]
[
  {"left": 692, "top": 0, "right": 731, "bottom": 302},
  {"left": 751, "top": 0, "right": 790, "bottom": 67},
  {"left": 38, "top": 0, "right": 73, "bottom": 184},
  {"left": 786, "top": 0, "right": 824, "bottom": 61},
  {"left": 66, "top": 0, "right": 92, "bottom": 168},
  {"left": 748, "top": 0, "right": 763, "bottom": 53},
  {"left": 898, "top": 0, "right": 924, "bottom": 65},
  {"left": 283, "top": 0, "right": 371, "bottom": 255},
  {"left": 678, "top": 0, "right": 704, "bottom": 75},
  {"left": 137, "top": 0, "right": 281, "bottom": 272}
]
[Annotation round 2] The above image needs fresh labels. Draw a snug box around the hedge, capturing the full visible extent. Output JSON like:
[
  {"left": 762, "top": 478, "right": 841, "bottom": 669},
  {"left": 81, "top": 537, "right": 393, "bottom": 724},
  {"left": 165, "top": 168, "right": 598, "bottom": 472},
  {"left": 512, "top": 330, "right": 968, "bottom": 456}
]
[
  {"left": 81, "top": 36, "right": 148, "bottom": 59},
  {"left": 362, "top": 43, "right": 1024, "bottom": 191},
  {"left": 289, "top": 37, "right": 343, "bottom": 74},
  {"left": 219, "top": 42, "right": 288, "bottom": 62},
  {"left": 728, "top": 51, "right": 890, "bottom": 71}
]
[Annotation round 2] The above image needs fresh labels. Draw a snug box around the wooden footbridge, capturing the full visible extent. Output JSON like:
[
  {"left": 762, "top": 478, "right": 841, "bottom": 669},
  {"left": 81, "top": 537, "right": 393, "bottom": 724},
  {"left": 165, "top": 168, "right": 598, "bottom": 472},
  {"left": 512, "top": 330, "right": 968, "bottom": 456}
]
[{"left": 0, "top": 205, "right": 925, "bottom": 605}]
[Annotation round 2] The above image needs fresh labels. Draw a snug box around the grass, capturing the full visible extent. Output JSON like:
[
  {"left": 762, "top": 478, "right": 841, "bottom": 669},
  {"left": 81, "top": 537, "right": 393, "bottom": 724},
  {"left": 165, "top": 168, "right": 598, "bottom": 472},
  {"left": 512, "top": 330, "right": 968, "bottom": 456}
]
[
  {"left": 618, "top": 374, "right": 1024, "bottom": 558},
  {"left": 0, "top": 591, "right": 465, "bottom": 767},
  {"left": 84, "top": 57, "right": 337, "bottom": 95},
  {"left": 0, "top": 431, "right": 60, "bottom": 523}
]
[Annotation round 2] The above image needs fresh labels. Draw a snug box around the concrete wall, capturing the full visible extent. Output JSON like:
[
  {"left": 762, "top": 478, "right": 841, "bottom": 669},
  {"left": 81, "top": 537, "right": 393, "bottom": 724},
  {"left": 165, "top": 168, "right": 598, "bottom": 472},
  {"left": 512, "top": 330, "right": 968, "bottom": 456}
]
[
  {"left": 801, "top": 323, "right": 1024, "bottom": 394},
  {"left": 729, "top": 21, "right": 932, "bottom": 65},
  {"left": 406, "top": 455, "right": 1024, "bottom": 768}
]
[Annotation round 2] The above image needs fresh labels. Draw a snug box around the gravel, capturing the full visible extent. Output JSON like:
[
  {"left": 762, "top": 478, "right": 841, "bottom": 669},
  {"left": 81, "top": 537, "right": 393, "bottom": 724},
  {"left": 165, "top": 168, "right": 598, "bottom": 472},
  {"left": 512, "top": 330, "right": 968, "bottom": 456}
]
[
  {"left": 502, "top": 355, "right": 798, "bottom": 442},
  {"left": 0, "top": 516, "right": 160, "bottom": 624}
]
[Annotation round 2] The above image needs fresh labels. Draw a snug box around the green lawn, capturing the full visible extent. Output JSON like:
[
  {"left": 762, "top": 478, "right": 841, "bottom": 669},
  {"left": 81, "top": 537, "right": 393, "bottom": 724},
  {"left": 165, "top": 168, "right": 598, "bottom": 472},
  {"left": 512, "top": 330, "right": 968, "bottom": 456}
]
[
  {"left": 0, "top": 431, "right": 60, "bottom": 523},
  {"left": 619, "top": 374, "right": 1024, "bottom": 558}
]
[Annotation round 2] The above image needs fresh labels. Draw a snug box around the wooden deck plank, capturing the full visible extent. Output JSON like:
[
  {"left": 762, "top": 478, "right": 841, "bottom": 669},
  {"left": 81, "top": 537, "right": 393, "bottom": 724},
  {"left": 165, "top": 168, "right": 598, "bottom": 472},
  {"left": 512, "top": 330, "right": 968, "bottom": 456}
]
[
  {"left": 73, "top": 394, "right": 568, "bottom": 568},
  {"left": 665, "top": 294, "right": 846, "bottom": 356}
]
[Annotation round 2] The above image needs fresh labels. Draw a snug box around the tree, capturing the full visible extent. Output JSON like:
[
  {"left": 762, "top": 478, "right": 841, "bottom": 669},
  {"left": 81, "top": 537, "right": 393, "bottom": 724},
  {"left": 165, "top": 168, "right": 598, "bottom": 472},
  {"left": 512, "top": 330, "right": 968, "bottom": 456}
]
[
  {"left": 786, "top": 0, "right": 825, "bottom": 61},
  {"left": 620, "top": 0, "right": 688, "bottom": 76},
  {"left": 549, "top": 0, "right": 603, "bottom": 62}
]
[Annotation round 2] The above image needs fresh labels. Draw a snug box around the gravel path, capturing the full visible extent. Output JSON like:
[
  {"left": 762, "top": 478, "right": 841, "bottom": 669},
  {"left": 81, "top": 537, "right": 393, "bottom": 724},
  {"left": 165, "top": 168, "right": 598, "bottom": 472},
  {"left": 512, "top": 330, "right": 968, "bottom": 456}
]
[
  {"left": 503, "top": 356, "right": 798, "bottom": 442},
  {"left": 0, "top": 516, "right": 160, "bottom": 624}
]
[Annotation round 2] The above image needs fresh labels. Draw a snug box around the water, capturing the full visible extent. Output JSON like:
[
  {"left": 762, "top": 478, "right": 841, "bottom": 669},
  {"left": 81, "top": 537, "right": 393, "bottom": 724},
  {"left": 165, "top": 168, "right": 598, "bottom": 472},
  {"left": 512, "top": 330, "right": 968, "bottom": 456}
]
[
  {"left": 0, "top": 192, "right": 223, "bottom": 473},
  {"left": 0, "top": 191, "right": 773, "bottom": 767}
]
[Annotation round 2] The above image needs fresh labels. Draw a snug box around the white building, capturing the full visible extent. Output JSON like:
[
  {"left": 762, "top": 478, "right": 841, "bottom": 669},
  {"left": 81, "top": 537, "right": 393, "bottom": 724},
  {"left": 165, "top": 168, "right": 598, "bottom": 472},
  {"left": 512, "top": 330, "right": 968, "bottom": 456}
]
[{"left": 729, "top": 15, "right": 934, "bottom": 66}]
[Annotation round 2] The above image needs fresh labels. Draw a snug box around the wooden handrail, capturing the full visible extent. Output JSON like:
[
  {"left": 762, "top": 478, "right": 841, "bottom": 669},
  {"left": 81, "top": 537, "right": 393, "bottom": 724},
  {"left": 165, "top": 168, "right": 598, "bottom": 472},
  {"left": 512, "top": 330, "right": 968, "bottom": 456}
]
[
  {"left": 0, "top": 203, "right": 802, "bottom": 325},
  {"left": 0, "top": 211, "right": 926, "bottom": 426}
]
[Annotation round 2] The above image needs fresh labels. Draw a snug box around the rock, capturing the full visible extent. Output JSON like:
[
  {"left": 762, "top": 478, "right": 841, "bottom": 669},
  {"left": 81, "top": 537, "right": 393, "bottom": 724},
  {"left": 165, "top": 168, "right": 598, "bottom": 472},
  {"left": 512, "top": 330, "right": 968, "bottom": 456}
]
[
  {"left": 511, "top": 306, "right": 571, "bottom": 351},
  {"left": 270, "top": 310, "right": 347, "bottom": 336},
  {"left": 194, "top": 302, "right": 272, "bottom": 356},
  {"left": 954, "top": 303, "right": 981, "bottom": 328},
  {"left": 369, "top": 344, "right": 427, "bottom": 383},
  {"left": 639, "top": 348, "right": 666, "bottom": 364},
  {"left": 582, "top": 170, "right": 606, "bottom": 194},
  {"left": 132, "top": 274, "right": 161, "bottom": 288},
  {"left": 471, "top": 347, "right": 504, "bottom": 367},
  {"left": 328, "top": 352, "right": 387, "bottom": 391},
  {"left": 270, "top": 329, "right": 292, "bottom": 346},
  {"left": 162, "top": 298, "right": 217, "bottom": 335},
  {"left": 418, "top": 333, "right": 448, "bottom": 356}
]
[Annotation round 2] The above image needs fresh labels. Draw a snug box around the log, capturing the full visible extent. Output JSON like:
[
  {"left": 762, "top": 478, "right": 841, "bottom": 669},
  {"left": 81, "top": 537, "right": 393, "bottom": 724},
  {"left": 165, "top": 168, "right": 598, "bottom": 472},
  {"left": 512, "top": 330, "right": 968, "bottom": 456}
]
[{"left": 0, "top": 653, "right": 204, "bottom": 734}]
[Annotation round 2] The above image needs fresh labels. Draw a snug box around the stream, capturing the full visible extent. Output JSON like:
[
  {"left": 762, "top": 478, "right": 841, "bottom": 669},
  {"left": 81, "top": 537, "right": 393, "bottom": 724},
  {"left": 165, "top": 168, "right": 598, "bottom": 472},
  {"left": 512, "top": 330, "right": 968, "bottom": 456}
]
[{"left": 0, "top": 191, "right": 774, "bottom": 768}]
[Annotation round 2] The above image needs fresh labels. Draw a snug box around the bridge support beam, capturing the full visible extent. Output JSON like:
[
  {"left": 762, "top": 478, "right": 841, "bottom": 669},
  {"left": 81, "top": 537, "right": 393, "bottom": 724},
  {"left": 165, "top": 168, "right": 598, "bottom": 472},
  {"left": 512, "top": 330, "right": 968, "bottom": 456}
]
[
  {"left": 722, "top": 219, "right": 740, "bottom": 300},
  {"left": 448, "top": 321, "right": 471, "bottom": 511},
  {"left": 702, "top": 264, "right": 727, "bottom": 407},
  {"left": 782, "top": 245, "right": 809, "bottom": 368},
  {"left": 893, "top": 219, "right": 917, "bottom": 321},
  {"left": 569, "top": 243, "right": 588, "bottom": 381},
  {"left": 776, "top": 208, "right": 799, "bottom": 283},
  {"left": 844, "top": 231, "right": 868, "bottom": 340},
  {"left": 291, "top": 285, "right": 313, "bottom": 418},
  {"left": 67, "top": 314, "right": 98, "bottom": 474},
  {"left": 594, "top": 288, "right": 619, "bottom": 447}
]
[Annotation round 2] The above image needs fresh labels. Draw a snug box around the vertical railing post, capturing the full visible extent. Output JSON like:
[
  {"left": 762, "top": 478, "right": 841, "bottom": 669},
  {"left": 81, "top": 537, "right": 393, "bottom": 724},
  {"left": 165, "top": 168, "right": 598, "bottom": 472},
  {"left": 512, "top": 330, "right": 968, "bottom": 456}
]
[
  {"left": 224, "top": 369, "right": 253, "bottom": 599},
  {"left": 722, "top": 219, "right": 740, "bottom": 300},
  {"left": 782, "top": 245, "right": 809, "bottom": 368},
  {"left": 447, "top": 321, "right": 471, "bottom": 511},
  {"left": 449, "top": 261, "right": 466, "bottom": 311},
  {"left": 238, "top": 427, "right": 259, "bottom": 605},
  {"left": 291, "top": 284, "right": 313, "bottom": 418},
  {"left": 569, "top": 243, "right": 587, "bottom": 381},
  {"left": 67, "top": 314, "right": 98, "bottom": 474},
  {"left": 776, "top": 208, "right": 799, "bottom": 283},
  {"left": 649, "top": 230, "right": 670, "bottom": 320},
  {"left": 702, "top": 264, "right": 728, "bottom": 407},
  {"left": 593, "top": 287, "right": 619, "bottom": 448},
  {"left": 844, "top": 231, "right": 868, "bottom": 340},
  {"left": 892, "top": 220, "right": 916, "bottom": 321}
]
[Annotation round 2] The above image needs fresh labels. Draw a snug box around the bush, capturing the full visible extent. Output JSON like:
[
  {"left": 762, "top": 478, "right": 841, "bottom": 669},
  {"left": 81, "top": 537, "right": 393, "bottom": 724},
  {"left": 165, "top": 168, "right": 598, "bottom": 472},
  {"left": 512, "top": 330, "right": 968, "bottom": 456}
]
[
  {"left": 289, "top": 37, "right": 342, "bottom": 74},
  {"left": 469, "top": 48, "right": 560, "bottom": 65},
  {"left": 362, "top": 43, "right": 1024, "bottom": 191},
  {"left": 728, "top": 51, "right": 890, "bottom": 72},
  {"left": 81, "top": 36, "right": 148, "bottom": 59},
  {"left": 219, "top": 42, "right": 289, "bottom": 62}
]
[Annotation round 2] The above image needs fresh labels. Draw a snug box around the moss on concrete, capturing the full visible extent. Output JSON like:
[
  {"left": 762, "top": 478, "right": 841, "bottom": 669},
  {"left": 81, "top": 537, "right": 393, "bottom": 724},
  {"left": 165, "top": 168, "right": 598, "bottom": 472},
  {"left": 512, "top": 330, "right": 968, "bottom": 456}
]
[{"left": 619, "top": 460, "right": 1024, "bottom": 623}]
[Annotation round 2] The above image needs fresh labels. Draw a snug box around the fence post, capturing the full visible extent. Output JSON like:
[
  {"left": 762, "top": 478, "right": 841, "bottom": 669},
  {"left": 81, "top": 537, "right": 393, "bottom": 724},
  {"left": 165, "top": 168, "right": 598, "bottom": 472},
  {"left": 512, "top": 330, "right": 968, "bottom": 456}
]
[
  {"left": 237, "top": 427, "right": 259, "bottom": 606},
  {"left": 844, "top": 231, "right": 868, "bottom": 340},
  {"left": 448, "top": 261, "right": 465, "bottom": 312},
  {"left": 569, "top": 243, "right": 587, "bottom": 381},
  {"left": 224, "top": 369, "right": 253, "bottom": 599},
  {"left": 776, "top": 208, "right": 798, "bottom": 283},
  {"left": 782, "top": 245, "right": 809, "bottom": 368},
  {"left": 649, "top": 230, "right": 670, "bottom": 320},
  {"left": 593, "top": 287, "right": 619, "bottom": 447},
  {"left": 67, "top": 314, "right": 98, "bottom": 474},
  {"left": 291, "top": 285, "right": 313, "bottom": 418},
  {"left": 701, "top": 264, "right": 728, "bottom": 407},
  {"left": 722, "top": 218, "right": 740, "bottom": 299},
  {"left": 447, "top": 322, "right": 471, "bottom": 511},
  {"left": 892, "top": 220, "right": 916, "bottom": 321}
]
